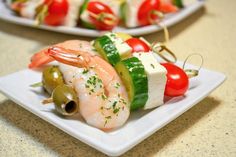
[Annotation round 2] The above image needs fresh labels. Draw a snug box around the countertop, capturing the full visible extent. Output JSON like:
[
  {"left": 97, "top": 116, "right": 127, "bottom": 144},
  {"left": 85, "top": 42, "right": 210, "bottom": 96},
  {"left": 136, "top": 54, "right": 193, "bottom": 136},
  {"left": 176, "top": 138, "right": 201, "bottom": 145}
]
[{"left": 0, "top": 0, "right": 236, "bottom": 156}]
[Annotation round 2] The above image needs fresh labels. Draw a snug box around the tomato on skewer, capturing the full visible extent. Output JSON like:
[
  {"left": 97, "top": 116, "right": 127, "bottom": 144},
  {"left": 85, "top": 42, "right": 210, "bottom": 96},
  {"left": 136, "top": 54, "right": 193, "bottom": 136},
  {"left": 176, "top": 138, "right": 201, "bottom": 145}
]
[
  {"left": 125, "top": 38, "right": 150, "bottom": 52},
  {"left": 161, "top": 63, "right": 189, "bottom": 97},
  {"left": 35, "top": 0, "right": 69, "bottom": 26},
  {"left": 87, "top": 1, "right": 118, "bottom": 30},
  {"left": 137, "top": 0, "right": 161, "bottom": 26},
  {"left": 43, "top": 0, "right": 69, "bottom": 26}
]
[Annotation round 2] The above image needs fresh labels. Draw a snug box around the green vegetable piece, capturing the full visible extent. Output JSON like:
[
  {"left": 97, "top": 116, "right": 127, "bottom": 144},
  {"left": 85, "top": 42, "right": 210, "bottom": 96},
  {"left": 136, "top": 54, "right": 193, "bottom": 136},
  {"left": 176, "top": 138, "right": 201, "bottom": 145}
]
[
  {"left": 81, "top": 20, "right": 96, "bottom": 29},
  {"left": 79, "top": 0, "right": 96, "bottom": 29},
  {"left": 173, "top": 0, "right": 184, "bottom": 8},
  {"left": 115, "top": 57, "right": 148, "bottom": 111},
  {"left": 79, "top": 0, "right": 89, "bottom": 14},
  {"left": 120, "top": 2, "right": 127, "bottom": 22},
  {"left": 94, "top": 35, "right": 121, "bottom": 66},
  {"left": 42, "top": 66, "right": 64, "bottom": 94},
  {"left": 52, "top": 84, "right": 79, "bottom": 116}
]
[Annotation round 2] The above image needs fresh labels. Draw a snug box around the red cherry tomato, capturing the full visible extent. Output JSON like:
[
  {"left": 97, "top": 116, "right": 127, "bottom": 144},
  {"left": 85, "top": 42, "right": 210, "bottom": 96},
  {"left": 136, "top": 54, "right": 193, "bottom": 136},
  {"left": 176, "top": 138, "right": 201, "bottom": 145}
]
[
  {"left": 125, "top": 38, "right": 150, "bottom": 52},
  {"left": 161, "top": 63, "right": 189, "bottom": 97},
  {"left": 137, "top": 0, "right": 161, "bottom": 26},
  {"left": 44, "top": 0, "right": 69, "bottom": 26},
  {"left": 87, "top": 1, "right": 117, "bottom": 30}
]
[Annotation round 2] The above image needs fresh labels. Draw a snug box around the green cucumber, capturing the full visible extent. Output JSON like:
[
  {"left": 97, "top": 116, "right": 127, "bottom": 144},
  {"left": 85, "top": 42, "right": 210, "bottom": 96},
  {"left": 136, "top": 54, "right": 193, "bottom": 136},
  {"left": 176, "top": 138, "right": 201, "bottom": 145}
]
[
  {"left": 94, "top": 33, "right": 132, "bottom": 65},
  {"left": 79, "top": 0, "right": 96, "bottom": 29},
  {"left": 79, "top": 0, "right": 89, "bottom": 15},
  {"left": 81, "top": 20, "right": 96, "bottom": 29},
  {"left": 120, "top": 2, "right": 127, "bottom": 22},
  {"left": 93, "top": 35, "right": 121, "bottom": 66},
  {"left": 173, "top": 0, "right": 184, "bottom": 8},
  {"left": 115, "top": 57, "right": 148, "bottom": 110}
]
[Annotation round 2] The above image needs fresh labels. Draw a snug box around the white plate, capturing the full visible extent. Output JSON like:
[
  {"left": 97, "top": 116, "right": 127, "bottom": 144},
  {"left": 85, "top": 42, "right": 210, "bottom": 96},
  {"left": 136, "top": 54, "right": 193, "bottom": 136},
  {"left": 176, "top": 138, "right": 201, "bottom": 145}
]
[
  {"left": 0, "top": 62, "right": 225, "bottom": 156},
  {"left": 0, "top": 0, "right": 205, "bottom": 37}
]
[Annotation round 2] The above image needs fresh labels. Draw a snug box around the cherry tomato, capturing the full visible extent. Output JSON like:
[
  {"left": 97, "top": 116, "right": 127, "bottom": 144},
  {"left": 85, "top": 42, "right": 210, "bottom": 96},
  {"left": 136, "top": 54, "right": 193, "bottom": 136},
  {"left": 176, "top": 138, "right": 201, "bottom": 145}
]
[
  {"left": 87, "top": 1, "right": 117, "bottom": 30},
  {"left": 126, "top": 38, "right": 150, "bottom": 52},
  {"left": 161, "top": 63, "right": 189, "bottom": 97},
  {"left": 43, "top": 0, "right": 69, "bottom": 26},
  {"left": 137, "top": 0, "right": 161, "bottom": 26}
]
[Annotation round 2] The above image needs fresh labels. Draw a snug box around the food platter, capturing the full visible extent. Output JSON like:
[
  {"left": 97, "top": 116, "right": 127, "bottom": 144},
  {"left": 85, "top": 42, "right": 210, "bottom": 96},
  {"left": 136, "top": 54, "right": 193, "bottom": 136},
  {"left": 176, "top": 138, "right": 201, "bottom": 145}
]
[
  {"left": 0, "top": 0, "right": 205, "bottom": 37},
  {"left": 0, "top": 62, "right": 225, "bottom": 156}
]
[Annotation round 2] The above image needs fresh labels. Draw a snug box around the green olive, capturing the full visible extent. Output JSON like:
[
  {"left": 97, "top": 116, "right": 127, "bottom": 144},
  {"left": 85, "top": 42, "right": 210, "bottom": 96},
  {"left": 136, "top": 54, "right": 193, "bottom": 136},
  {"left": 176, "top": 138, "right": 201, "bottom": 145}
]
[
  {"left": 42, "top": 66, "right": 64, "bottom": 94},
  {"left": 52, "top": 84, "right": 79, "bottom": 116}
]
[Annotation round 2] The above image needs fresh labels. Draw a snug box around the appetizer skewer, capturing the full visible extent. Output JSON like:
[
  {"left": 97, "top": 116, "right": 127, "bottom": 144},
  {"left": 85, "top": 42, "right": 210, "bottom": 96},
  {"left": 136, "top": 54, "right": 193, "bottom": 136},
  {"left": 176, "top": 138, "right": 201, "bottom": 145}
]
[
  {"left": 29, "top": 32, "right": 198, "bottom": 130},
  {"left": 6, "top": 0, "right": 184, "bottom": 30}
]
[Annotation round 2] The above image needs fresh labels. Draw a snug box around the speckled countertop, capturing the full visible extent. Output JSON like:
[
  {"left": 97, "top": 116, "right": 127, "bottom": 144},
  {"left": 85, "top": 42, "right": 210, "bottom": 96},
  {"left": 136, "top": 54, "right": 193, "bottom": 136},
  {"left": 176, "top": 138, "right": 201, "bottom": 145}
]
[{"left": 0, "top": 0, "right": 236, "bottom": 157}]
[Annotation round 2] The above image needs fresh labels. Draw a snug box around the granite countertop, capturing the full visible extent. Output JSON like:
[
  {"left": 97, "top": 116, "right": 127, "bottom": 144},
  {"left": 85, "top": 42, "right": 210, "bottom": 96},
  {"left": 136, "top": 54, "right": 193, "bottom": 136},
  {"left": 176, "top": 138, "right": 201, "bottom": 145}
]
[{"left": 0, "top": 0, "right": 235, "bottom": 156}]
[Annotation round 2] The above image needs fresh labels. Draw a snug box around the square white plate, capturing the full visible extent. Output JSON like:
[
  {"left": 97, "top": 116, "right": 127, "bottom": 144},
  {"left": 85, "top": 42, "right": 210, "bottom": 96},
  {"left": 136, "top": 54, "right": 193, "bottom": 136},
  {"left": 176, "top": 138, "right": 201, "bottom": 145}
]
[
  {"left": 0, "top": 63, "right": 225, "bottom": 156},
  {"left": 0, "top": 0, "right": 205, "bottom": 37}
]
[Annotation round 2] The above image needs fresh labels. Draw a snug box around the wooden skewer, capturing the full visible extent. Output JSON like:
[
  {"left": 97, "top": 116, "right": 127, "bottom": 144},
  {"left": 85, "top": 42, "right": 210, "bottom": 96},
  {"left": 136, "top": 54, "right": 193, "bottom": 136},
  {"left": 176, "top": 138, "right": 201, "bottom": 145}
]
[{"left": 88, "top": 11, "right": 118, "bottom": 26}]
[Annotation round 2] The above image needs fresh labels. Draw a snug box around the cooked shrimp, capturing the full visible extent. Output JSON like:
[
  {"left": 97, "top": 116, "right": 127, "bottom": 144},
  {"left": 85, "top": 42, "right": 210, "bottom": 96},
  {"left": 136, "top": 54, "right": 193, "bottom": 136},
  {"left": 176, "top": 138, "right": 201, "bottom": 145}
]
[
  {"left": 28, "top": 40, "right": 97, "bottom": 68},
  {"left": 48, "top": 46, "right": 130, "bottom": 130}
]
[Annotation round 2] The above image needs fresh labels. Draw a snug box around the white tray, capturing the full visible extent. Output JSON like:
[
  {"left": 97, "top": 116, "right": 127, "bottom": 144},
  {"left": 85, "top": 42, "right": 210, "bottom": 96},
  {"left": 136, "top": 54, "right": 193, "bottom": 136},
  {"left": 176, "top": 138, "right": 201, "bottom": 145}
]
[
  {"left": 0, "top": 62, "right": 225, "bottom": 156},
  {"left": 0, "top": 0, "right": 205, "bottom": 37}
]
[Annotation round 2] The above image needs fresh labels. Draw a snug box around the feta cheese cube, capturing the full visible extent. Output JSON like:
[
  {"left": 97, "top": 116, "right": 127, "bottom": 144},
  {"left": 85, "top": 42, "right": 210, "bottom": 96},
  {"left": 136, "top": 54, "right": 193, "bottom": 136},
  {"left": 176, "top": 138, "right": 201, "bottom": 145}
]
[{"left": 133, "top": 52, "right": 167, "bottom": 109}]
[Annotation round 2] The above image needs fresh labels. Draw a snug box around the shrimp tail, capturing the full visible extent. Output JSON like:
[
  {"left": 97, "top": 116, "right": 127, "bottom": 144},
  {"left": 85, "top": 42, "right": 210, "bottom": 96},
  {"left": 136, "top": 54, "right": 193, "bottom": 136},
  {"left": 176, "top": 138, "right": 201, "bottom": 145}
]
[
  {"left": 28, "top": 49, "right": 54, "bottom": 69},
  {"left": 47, "top": 46, "right": 91, "bottom": 68}
]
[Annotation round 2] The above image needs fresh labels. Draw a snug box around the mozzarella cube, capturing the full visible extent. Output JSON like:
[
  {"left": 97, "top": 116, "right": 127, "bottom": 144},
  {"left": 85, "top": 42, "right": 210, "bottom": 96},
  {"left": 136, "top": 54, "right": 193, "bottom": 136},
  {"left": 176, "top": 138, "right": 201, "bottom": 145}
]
[
  {"left": 105, "top": 33, "right": 132, "bottom": 58},
  {"left": 63, "top": 0, "right": 84, "bottom": 27},
  {"left": 124, "top": 0, "right": 144, "bottom": 27},
  {"left": 20, "top": 0, "right": 44, "bottom": 19},
  {"left": 133, "top": 52, "right": 167, "bottom": 109}
]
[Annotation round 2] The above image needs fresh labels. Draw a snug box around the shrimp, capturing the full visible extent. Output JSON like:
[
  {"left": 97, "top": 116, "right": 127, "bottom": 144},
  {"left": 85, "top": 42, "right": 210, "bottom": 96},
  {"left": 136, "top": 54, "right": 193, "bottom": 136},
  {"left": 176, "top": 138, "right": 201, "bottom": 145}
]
[
  {"left": 47, "top": 46, "right": 130, "bottom": 130},
  {"left": 28, "top": 40, "right": 97, "bottom": 68}
]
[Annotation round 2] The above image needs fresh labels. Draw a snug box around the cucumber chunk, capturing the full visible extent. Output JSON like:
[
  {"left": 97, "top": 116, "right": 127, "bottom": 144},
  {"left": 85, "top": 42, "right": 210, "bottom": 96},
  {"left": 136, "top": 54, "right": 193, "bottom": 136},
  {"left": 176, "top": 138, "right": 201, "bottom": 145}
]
[
  {"left": 94, "top": 35, "right": 121, "bottom": 66},
  {"left": 115, "top": 57, "right": 148, "bottom": 110},
  {"left": 94, "top": 33, "right": 132, "bottom": 65},
  {"left": 173, "top": 0, "right": 184, "bottom": 8}
]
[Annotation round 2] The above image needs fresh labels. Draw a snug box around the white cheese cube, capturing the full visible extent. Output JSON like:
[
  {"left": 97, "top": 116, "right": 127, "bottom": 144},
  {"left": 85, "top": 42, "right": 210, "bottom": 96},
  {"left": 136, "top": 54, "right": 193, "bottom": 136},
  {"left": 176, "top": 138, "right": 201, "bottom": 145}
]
[
  {"left": 124, "top": 0, "right": 145, "bottom": 27},
  {"left": 63, "top": 0, "right": 84, "bottom": 27},
  {"left": 133, "top": 52, "right": 167, "bottom": 109},
  {"left": 105, "top": 33, "right": 132, "bottom": 58},
  {"left": 20, "top": 0, "right": 44, "bottom": 19}
]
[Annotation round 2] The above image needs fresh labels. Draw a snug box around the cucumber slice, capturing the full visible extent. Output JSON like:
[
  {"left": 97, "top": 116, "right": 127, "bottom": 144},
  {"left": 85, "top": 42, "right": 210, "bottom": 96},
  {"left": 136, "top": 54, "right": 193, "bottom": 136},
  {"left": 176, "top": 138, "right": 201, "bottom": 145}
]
[
  {"left": 94, "top": 35, "right": 121, "bottom": 66},
  {"left": 79, "top": 0, "right": 96, "bottom": 29},
  {"left": 120, "top": 2, "right": 127, "bottom": 22},
  {"left": 79, "top": 0, "right": 89, "bottom": 14},
  {"left": 81, "top": 20, "right": 96, "bottom": 29},
  {"left": 173, "top": 0, "right": 184, "bottom": 8},
  {"left": 94, "top": 33, "right": 132, "bottom": 65},
  {"left": 115, "top": 57, "right": 148, "bottom": 110}
]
